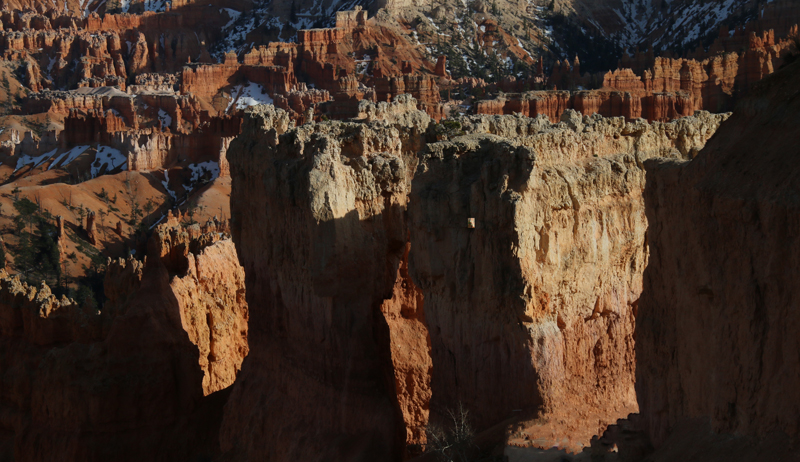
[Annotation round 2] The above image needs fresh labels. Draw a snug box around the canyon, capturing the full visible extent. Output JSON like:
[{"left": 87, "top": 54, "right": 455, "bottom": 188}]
[
  {"left": 630, "top": 56, "right": 800, "bottom": 462},
  {"left": 0, "top": 0, "right": 798, "bottom": 461},
  {"left": 218, "top": 95, "right": 728, "bottom": 459}
]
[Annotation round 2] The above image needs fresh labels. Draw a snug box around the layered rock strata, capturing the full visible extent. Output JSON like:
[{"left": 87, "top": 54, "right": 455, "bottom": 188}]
[{"left": 634, "top": 59, "right": 800, "bottom": 460}]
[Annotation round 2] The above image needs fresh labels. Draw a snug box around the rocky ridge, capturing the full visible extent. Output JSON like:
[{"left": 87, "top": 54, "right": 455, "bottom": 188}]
[{"left": 477, "top": 24, "right": 800, "bottom": 122}]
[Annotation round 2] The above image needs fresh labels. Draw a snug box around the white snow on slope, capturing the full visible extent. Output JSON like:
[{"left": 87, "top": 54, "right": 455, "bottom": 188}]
[
  {"left": 14, "top": 149, "right": 58, "bottom": 172},
  {"left": 221, "top": 8, "right": 241, "bottom": 29},
  {"left": 188, "top": 161, "right": 220, "bottom": 183},
  {"left": 91, "top": 146, "right": 127, "bottom": 178},
  {"left": 158, "top": 109, "right": 172, "bottom": 129},
  {"left": 48, "top": 145, "right": 90, "bottom": 170},
  {"left": 162, "top": 169, "right": 177, "bottom": 200},
  {"left": 226, "top": 82, "right": 273, "bottom": 111},
  {"left": 602, "top": 0, "right": 742, "bottom": 51}
]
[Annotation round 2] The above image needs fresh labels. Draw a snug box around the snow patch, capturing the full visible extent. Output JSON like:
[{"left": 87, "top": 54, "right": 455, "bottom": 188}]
[
  {"left": 220, "top": 8, "right": 241, "bottom": 29},
  {"left": 158, "top": 109, "right": 172, "bottom": 129},
  {"left": 161, "top": 169, "right": 177, "bottom": 200},
  {"left": 188, "top": 161, "right": 220, "bottom": 183},
  {"left": 226, "top": 82, "right": 273, "bottom": 111},
  {"left": 49, "top": 145, "right": 90, "bottom": 170},
  {"left": 14, "top": 149, "right": 58, "bottom": 172},
  {"left": 91, "top": 146, "right": 127, "bottom": 178}
]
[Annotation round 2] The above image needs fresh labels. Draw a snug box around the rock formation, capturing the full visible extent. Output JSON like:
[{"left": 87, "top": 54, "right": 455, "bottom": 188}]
[
  {"left": 149, "top": 217, "right": 249, "bottom": 394},
  {"left": 86, "top": 210, "right": 98, "bottom": 244},
  {"left": 478, "top": 25, "right": 799, "bottom": 122},
  {"left": 221, "top": 99, "right": 431, "bottom": 461},
  {"left": 0, "top": 220, "right": 247, "bottom": 460},
  {"left": 633, "top": 58, "right": 800, "bottom": 460},
  {"left": 222, "top": 96, "right": 729, "bottom": 459},
  {"left": 408, "top": 109, "right": 728, "bottom": 449}
]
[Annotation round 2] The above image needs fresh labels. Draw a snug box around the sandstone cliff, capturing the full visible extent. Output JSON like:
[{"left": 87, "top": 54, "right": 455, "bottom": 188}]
[
  {"left": 408, "top": 109, "right": 727, "bottom": 449},
  {"left": 634, "top": 57, "right": 800, "bottom": 460}
]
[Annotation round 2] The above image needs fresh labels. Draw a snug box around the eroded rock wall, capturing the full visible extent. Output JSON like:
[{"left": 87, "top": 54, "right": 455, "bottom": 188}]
[
  {"left": 221, "top": 100, "right": 432, "bottom": 460},
  {"left": 0, "top": 221, "right": 247, "bottom": 461},
  {"left": 407, "top": 109, "right": 729, "bottom": 447},
  {"left": 635, "top": 59, "right": 800, "bottom": 460},
  {"left": 223, "top": 97, "right": 729, "bottom": 457}
]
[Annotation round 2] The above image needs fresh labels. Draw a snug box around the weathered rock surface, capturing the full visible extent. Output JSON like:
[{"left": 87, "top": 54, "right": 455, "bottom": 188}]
[
  {"left": 634, "top": 59, "right": 800, "bottom": 460},
  {"left": 150, "top": 218, "right": 249, "bottom": 395},
  {"left": 221, "top": 101, "right": 431, "bottom": 461},
  {"left": 223, "top": 97, "right": 728, "bottom": 458},
  {"left": 0, "top": 220, "right": 247, "bottom": 461},
  {"left": 407, "top": 109, "right": 727, "bottom": 449}
]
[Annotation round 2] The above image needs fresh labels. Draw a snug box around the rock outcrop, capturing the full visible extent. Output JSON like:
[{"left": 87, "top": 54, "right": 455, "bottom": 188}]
[
  {"left": 479, "top": 25, "right": 799, "bottom": 122},
  {"left": 633, "top": 58, "right": 800, "bottom": 460},
  {"left": 408, "top": 109, "right": 728, "bottom": 449},
  {"left": 221, "top": 101, "right": 432, "bottom": 460},
  {"left": 149, "top": 218, "right": 249, "bottom": 395},
  {"left": 0, "top": 220, "right": 247, "bottom": 461}
]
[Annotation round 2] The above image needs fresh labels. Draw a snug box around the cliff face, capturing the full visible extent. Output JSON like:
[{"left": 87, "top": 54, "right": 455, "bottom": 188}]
[
  {"left": 224, "top": 96, "right": 729, "bottom": 458},
  {"left": 636, "top": 60, "right": 800, "bottom": 459},
  {"left": 407, "top": 110, "right": 728, "bottom": 448},
  {"left": 0, "top": 221, "right": 247, "bottom": 461},
  {"left": 150, "top": 219, "right": 249, "bottom": 395},
  {"left": 221, "top": 99, "right": 432, "bottom": 460}
]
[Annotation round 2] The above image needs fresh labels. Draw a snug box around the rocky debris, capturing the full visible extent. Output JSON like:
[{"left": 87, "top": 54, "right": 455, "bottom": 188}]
[
  {"left": 0, "top": 220, "right": 248, "bottom": 461},
  {"left": 632, "top": 59, "right": 800, "bottom": 460},
  {"left": 222, "top": 95, "right": 728, "bottom": 458}
]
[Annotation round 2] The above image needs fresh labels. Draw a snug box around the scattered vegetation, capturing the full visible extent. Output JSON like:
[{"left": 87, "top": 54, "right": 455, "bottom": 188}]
[
  {"left": 433, "top": 119, "right": 465, "bottom": 139},
  {"left": 125, "top": 173, "right": 142, "bottom": 226},
  {"left": 425, "top": 403, "right": 476, "bottom": 462},
  {"left": 10, "top": 197, "right": 62, "bottom": 289}
]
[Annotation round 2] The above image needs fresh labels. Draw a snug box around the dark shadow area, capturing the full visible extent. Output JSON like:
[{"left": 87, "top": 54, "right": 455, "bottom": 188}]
[{"left": 408, "top": 136, "right": 543, "bottom": 433}]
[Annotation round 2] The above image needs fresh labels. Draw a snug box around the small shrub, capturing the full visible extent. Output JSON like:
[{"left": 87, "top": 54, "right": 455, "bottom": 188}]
[{"left": 425, "top": 403, "right": 475, "bottom": 462}]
